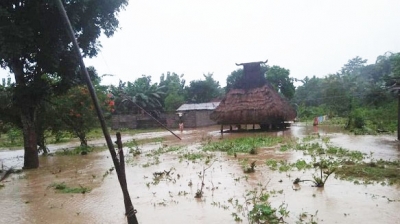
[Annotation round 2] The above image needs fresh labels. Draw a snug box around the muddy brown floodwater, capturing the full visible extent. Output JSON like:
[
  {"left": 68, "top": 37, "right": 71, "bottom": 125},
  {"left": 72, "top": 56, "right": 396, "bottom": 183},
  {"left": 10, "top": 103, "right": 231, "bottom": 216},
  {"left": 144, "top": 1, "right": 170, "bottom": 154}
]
[{"left": 1, "top": 124, "right": 400, "bottom": 224}]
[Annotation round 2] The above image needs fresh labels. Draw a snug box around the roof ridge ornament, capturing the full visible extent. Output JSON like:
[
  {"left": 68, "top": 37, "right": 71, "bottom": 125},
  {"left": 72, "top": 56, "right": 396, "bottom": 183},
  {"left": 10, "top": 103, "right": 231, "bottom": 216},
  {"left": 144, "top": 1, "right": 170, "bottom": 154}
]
[{"left": 235, "top": 60, "right": 268, "bottom": 66}]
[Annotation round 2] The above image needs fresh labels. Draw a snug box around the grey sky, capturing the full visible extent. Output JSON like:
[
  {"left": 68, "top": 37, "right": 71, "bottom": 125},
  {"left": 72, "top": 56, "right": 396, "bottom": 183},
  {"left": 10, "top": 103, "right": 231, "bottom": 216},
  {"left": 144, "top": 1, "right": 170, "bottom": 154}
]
[{"left": 2, "top": 0, "right": 400, "bottom": 87}]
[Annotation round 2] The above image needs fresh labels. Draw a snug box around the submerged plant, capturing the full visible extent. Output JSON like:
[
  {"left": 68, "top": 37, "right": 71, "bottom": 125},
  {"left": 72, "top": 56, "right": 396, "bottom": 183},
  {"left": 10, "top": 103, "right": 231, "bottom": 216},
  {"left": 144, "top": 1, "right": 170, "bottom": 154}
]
[
  {"left": 335, "top": 159, "right": 400, "bottom": 185},
  {"left": 243, "top": 161, "right": 256, "bottom": 173},
  {"left": 49, "top": 182, "right": 91, "bottom": 194},
  {"left": 222, "top": 183, "right": 290, "bottom": 223},
  {"left": 56, "top": 145, "right": 94, "bottom": 155},
  {"left": 203, "top": 136, "right": 285, "bottom": 155},
  {"left": 294, "top": 158, "right": 337, "bottom": 187},
  {"left": 195, "top": 161, "right": 215, "bottom": 198}
]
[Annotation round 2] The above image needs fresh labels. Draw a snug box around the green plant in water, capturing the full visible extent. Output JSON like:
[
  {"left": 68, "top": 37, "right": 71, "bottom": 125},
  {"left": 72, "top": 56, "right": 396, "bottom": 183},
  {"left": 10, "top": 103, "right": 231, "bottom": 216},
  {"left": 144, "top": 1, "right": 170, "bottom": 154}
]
[
  {"left": 194, "top": 161, "right": 215, "bottom": 198},
  {"left": 294, "top": 158, "right": 337, "bottom": 187},
  {"left": 249, "top": 147, "right": 257, "bottom": 155},
  {"left": 244, "top": 161, "right": 256, "bottom": 173},
  {"left": 279, "top": 144, "right": 291, "bottom": 152},
  {"left": 56, "top": 145, "right": 94, "bottom": 155},
  {"left": 49, "top": 182, "right": 91, "bottom": 194},
  {"left": 180, "top": 152, "right": 205, "bottom": 161},
  {"left": 297, "top": 210, "right": 319, "bottom": 224},
  {"left": 246, "top": 187, "right": 288, "bottom": 224},
  {"left": 294, "top": 159, "right": 312, "bottom": 170},
  {"left": 231, "top": 212, "right": 243, "bottom": 222},
  {"left": 266, "top": 159, "right": 278, "bottom": 170},
  {"left": 203, "top": 136, "right": 285, "bottom": 155},
  {"left": 335, "top": 159, "right": 400, "bottom": 185},
  {"left": 278, "top": 161, "right": 291, "bottom": 172},
  {"left": 125, "top": 139, "right": 141, "bottom": 156}
]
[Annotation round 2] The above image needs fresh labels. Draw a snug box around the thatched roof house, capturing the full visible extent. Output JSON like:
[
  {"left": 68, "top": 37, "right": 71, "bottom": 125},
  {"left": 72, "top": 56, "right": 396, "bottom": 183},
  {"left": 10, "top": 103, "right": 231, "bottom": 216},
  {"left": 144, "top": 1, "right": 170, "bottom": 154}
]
[{"left": 210, "top": 61, "right": 296, "bottom": 130}]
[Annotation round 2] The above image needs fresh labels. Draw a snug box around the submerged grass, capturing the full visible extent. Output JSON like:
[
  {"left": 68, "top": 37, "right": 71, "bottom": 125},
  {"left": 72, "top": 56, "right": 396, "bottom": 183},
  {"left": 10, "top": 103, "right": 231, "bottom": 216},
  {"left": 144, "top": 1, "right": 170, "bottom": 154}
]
[
  {"left": 203, "top": 136, "right": 285, "bottom": 155},
  {"left": 49, "top": 182, "right": 91, "bottom": 194},
  {"left": 335, "top": 160, "right": 400, "bottom": 185},
  {"left": 179, "top": 152, "right": 211, "bottom": 161},
  {"left": 265, "top": 159, "right": 312, "bottom": 172},
  {"left": 283, "top": 135, "right": 399, "bottom": 186},
  {"left": 55, "top": 145, "right": 97, "bottom": 155},
  {"left": 295, "top": 142, "right": 366, "bottom": 161},
  {"left": 145, "top": 145, "right": 183, "bottom": 157}
]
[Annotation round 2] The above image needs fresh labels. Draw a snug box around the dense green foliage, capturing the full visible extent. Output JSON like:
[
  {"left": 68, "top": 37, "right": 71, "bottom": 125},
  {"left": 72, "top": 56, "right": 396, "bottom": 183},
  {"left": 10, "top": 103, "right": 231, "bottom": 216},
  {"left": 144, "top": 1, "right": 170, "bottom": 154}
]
[
  {"left": 185, "top": 73, "right": 224, "bottom": 103},
  {"left": 159, "top": 72, "right": 186, "bottom": 112},
  {"left": 109, "top": 72, "right": 223, "bottom": 114},
  {"left": 293, "top": 52, "right": 400, "bottom": 133}
]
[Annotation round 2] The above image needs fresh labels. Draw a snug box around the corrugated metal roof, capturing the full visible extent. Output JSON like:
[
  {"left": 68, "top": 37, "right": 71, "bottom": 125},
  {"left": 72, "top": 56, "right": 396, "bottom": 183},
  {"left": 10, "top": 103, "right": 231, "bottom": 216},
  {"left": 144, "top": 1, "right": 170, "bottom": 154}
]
[{"left": 176, "top": 102, "right": 220, "bottom": 111}]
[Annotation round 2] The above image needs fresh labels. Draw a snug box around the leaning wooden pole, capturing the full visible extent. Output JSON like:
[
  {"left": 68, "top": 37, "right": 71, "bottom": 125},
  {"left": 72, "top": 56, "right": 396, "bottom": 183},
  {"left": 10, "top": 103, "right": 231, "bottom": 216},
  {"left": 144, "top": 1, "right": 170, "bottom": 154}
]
[
  {"left": 123, "top": 98, "right": 181, "bottom": 140},
  {"left": 55, "top": 1, "right": 139, "bottom": 223}
]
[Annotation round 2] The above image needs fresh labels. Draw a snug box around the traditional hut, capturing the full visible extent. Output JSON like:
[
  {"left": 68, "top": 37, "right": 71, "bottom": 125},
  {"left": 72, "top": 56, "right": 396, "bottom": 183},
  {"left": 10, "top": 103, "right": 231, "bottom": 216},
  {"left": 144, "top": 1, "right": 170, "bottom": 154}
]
[{"left": 210, "top": 61, "right": 296, "bottom": 131}]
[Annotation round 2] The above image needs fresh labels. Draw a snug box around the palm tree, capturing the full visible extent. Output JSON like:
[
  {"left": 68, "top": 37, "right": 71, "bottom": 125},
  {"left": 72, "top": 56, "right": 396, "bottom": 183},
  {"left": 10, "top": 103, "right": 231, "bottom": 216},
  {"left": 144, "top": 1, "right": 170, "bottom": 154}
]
[{"left": 110, "top": 76, "right": 165, "bottom": 116}]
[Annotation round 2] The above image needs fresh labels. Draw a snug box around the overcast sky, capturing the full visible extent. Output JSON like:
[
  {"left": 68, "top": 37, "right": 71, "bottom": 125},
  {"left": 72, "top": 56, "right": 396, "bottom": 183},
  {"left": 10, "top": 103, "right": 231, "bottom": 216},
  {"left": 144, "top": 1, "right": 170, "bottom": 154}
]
[{"left": 2, "top": 0, "right": 400, "bottom": 87}]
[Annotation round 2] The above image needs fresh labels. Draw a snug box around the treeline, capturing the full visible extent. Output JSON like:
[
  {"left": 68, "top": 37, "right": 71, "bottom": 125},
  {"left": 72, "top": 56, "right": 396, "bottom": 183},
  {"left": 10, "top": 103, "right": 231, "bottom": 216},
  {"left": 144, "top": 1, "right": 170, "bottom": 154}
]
[
  {"left": 292, "top": 52, "right": 400, "bottom": 133},
  {"left": 110, "top": 64, "right": 296, "bottom": 115},
  {"left": 0, "top": 63, "right": 293, "bottom": 152},
  {"left": 1, "top": 50, "right": 399, "bottom": 161}
]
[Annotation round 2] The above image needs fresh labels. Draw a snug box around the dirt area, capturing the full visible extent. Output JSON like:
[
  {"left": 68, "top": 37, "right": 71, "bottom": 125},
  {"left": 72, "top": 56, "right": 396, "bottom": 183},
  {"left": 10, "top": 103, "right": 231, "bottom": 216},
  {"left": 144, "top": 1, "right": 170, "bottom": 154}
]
[{"left": 1, "top": 124, "right": 400, "bottom": 223}]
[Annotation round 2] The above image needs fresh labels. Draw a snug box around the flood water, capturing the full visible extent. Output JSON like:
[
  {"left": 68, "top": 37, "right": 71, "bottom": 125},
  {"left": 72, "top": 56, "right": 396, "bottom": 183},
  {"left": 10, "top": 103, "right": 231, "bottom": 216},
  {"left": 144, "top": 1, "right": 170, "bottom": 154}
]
[{"left": 1, "top": 124, "right": 400, "bottom": 224}]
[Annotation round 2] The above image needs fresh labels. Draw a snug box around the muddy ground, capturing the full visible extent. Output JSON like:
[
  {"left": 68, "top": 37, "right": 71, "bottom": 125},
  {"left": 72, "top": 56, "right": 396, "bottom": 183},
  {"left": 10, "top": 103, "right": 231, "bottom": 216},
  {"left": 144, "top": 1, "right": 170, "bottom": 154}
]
[{"left": 1, "top": 124, "right": 400, "bottom": 224}]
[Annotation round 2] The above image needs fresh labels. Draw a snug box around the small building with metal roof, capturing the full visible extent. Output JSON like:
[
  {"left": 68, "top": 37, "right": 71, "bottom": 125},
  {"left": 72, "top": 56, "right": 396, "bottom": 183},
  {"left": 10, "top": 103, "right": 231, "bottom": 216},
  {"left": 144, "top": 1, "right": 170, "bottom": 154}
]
[{"left": 176, "top": 102, "right": 220, "bottom": 128}]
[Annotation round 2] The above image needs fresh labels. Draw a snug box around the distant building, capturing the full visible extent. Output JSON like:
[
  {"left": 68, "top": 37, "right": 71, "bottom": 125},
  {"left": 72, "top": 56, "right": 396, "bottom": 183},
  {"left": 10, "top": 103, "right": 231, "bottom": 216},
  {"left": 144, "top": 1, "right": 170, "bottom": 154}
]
[{"left": 176, "top": 102, "right": 220, "bottom": 128}]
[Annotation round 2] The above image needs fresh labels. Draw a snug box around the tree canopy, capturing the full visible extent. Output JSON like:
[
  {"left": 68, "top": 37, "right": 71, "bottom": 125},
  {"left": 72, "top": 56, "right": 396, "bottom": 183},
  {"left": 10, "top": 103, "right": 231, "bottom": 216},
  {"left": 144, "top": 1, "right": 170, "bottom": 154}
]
[
  {"left": 293, "top": 53, "right": 400, "bottom": 132},
  {"left": 0, "top": 0, "right": 128, "bottom": 168},
  {"left": 185, "top": 73, "right": 223, "bottom": 103}
]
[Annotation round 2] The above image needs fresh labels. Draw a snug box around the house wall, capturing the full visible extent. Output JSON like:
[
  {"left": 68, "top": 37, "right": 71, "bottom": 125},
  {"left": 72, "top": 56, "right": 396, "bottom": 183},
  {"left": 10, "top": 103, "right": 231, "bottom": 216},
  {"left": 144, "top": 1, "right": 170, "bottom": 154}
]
[
  {"left": 195, "top": 110, "right": 217, "bottom": 127},
  {"left": 111, "top": 115, "right": 137, "bottom": 129},
  {"left": 111, "top": 111, "right": 217, "bottom": 130},
  {"left": 181, "top": 110, "right": 217, "bottom": 128},
  {"left": 111, "top": 114, "right": 178, "bottom": 130}
]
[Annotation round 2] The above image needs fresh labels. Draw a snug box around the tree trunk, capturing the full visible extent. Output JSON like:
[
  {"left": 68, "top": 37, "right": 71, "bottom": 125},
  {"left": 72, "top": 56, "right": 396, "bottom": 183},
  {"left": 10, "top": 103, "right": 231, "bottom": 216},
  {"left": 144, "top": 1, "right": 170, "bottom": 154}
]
[
  {"left": 21, "top": 108, "right": 39, "bottom": 169},
  {"left": 77, "top": 131, "right": 87, "bottom": 146},
  {"left": 12, "top": 59, "right": 39, "bottom": 169}
]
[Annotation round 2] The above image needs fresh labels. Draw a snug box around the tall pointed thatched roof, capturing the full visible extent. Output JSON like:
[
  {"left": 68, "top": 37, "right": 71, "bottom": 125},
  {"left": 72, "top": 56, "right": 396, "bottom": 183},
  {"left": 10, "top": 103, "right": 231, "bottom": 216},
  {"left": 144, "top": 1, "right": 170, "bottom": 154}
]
[
  {"left": 210, "top": 84, "right": 296, "bottom": 124},
  {"left": 210, "top": 61, "right": 296, "bottom": 125}
]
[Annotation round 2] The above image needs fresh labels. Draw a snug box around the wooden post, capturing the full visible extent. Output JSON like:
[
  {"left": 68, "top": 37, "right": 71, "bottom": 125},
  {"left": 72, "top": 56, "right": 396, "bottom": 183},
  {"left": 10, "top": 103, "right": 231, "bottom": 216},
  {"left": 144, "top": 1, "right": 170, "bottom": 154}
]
[
  {"left": 55, "top": 2, "right": 139, "bottom": 223},
  {"left": 116, "top": 133, "right": 138, "bottom": 224},
  {"left": 398, "top": 94, "right": 400, "bottom": 140}
]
